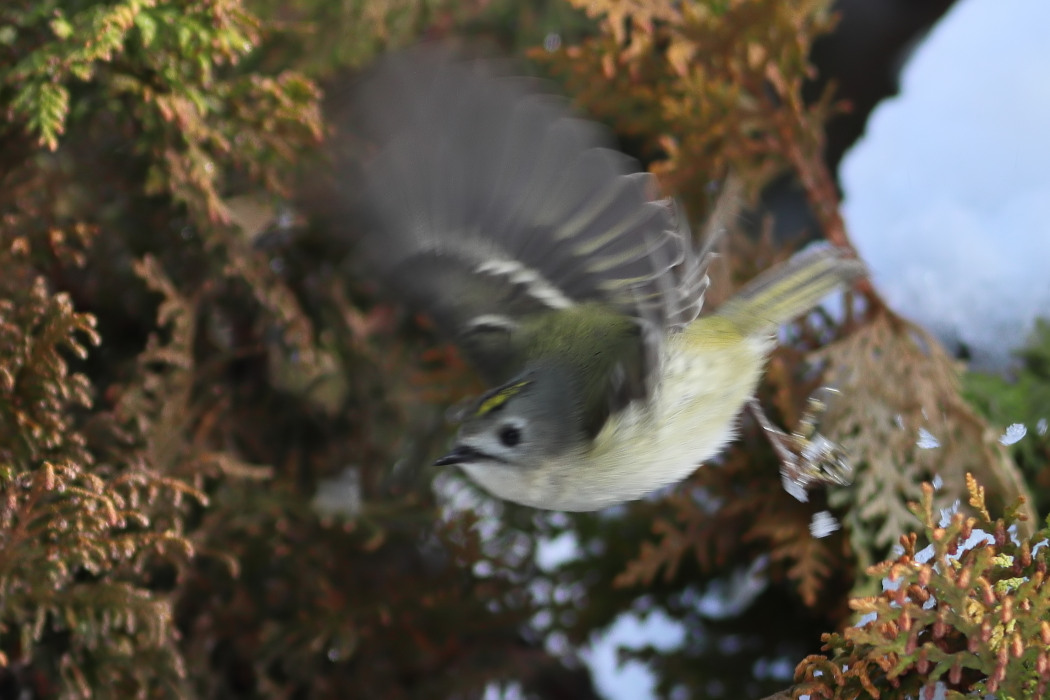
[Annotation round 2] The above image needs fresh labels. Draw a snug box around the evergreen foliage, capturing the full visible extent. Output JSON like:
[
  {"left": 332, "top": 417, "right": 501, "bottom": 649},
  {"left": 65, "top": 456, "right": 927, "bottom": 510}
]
[
  {"left": 0, "top": 0, "right": 1043, "bottom": 698},
  {"left": 797, "top": 475, "right": 1050, "bottom": 699},
  {"left": 965, "top": 320, "right": 1050, "bottom": 515}
]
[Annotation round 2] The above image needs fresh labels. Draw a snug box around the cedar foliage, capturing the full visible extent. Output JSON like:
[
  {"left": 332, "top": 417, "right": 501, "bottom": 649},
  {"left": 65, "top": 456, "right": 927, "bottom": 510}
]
[
  {"left": 2, "top": 0, "right": 544, "bottom": 697},
  {"left": 796, "top": 475, "right": 1050, "bottom": 699},
  {"left": 0, "top": 0, "right": 1044, "bottom": 698},
  {"left": 965, "top": 320, "right": 1050, "bottom": 515}
]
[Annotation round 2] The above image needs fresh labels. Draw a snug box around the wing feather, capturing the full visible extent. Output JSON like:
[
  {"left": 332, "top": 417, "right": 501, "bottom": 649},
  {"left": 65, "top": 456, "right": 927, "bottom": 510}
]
[{"left": 354, "top": 45, "right": 719, "bottom": 391}]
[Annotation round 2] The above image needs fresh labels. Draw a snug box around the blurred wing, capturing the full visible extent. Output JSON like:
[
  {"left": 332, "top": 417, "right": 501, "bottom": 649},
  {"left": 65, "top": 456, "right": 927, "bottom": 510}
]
[{"left": 354, "top": 46, "right": 715, "bottom": 386}]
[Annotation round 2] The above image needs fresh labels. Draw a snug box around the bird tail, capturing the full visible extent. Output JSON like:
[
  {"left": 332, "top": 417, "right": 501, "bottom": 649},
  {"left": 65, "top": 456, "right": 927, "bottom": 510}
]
[{"left": 715, "top": 244, "right": 865, "bottom": 337}]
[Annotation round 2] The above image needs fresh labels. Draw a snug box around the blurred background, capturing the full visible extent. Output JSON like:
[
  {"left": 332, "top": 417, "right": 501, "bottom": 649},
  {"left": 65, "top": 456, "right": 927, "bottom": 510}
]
[{"left": 1, "top": 0, "right": 1048, "bottom": 698}]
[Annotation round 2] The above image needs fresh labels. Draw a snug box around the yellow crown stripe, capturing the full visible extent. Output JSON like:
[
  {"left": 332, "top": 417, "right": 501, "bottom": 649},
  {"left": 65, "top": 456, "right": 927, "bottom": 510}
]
[{"left": 476, "top": 380, "right": 532, "bottom": 417}]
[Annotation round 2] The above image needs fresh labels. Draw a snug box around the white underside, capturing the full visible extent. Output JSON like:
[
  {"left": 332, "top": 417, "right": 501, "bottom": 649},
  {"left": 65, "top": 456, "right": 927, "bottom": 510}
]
[{"left": 463, "top": 328, "right": 772, "bottom": 511}]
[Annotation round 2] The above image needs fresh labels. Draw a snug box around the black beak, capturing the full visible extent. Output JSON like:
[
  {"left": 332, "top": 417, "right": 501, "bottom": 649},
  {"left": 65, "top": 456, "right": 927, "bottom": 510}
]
[
  {"left": 434, "top": 445, "right": 504, "bottom": 467},
  {"left": 434, "top": 445, "right": 483, "bottom": 467}
]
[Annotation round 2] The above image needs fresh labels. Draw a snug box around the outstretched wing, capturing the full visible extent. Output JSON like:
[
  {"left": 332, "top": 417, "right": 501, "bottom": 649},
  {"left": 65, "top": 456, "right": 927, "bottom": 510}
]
[{"left": 353, "top": 45, "right": 716, "bottom": 389}]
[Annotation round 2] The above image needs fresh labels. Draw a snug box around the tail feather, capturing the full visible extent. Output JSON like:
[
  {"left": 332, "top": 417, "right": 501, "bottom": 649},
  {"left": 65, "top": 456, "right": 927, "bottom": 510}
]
[{"left": 715, "top": 244, "right": 865, "bottom": 336}]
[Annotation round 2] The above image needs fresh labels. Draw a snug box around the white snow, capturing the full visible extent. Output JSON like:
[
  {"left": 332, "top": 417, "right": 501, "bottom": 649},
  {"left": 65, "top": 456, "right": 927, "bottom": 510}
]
[{"left": 841, "top": 0, "right": 1050, "bottom": 370}]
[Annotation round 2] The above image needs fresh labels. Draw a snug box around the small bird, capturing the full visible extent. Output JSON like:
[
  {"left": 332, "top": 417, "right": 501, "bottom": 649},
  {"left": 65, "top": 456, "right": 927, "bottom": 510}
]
[{"left": 352, "top": 46, "right": 864, "bottom": 511}]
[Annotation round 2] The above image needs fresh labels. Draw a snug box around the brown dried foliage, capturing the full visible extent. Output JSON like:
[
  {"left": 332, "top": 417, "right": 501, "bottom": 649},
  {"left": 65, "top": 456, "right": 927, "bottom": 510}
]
[
  {"left": 796, "top": 475, "right": 1049, "bottom": 699},
  {"left": 1, "top": 0, "right": 561, "bottom": 696},
  {"left": 0, "top": 218, "right": 203, "bottom": 695},
  {"left": 817, "top": 311, "right": 1037, "bottom": 575}
]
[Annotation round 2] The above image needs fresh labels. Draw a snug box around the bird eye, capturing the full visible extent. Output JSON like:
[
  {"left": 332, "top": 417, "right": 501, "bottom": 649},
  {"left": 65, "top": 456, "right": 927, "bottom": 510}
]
[{"left": 498, "top": 424, "right": 522, "bottom": 448}]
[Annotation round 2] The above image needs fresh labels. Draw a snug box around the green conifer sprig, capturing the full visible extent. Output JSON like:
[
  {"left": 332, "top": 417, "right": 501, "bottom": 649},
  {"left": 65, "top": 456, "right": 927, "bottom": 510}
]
[{"left": 796, "top": 474, "right": 1050, "bottom": 698}]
